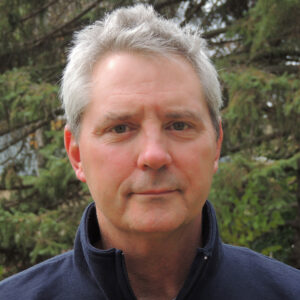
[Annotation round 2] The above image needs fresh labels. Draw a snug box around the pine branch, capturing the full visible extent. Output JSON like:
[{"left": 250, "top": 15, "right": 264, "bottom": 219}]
[
  {"left": 0, "top": 120, "right": 49, "bottom": 153},
  {"left": 154, "top": 0, "right": 182, "bottom": 11},
  {"left": 223, "top": 132, "right": 279, "bottom": 155},
  {"left": 209, "top": 38, "right": 242, "bottom": 46},
  {"left": 0, "top": 139, "right": 25, "bottom": 165},
  {"left": 19, "top": 0, "right": 60, "bottom": 23},
  {"left": 180, "top": 0, "right": 207, "bottom": 26},
  {"left": 251, "top": 49, "right": 300, "bottom": 63},
  {"left": 28, "top": 0, "right": 101, "bottom": 48},
  {"left": 0, "top": 184, "right": 33, "bottom": 191},
  {"left": 0, "top": 108, "right": 63, "bottom": 137},
  {"left": 262, "top": 65, "right": 300, "bottom": 75},
  {"left": 202, "top": 27, "right": 228, "bottom": 39}
]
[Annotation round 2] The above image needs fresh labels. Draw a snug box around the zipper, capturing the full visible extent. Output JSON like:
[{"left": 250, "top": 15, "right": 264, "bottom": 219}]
[
  {"left": 115, "top": 250, "right": 137, "bottom": 300},
  {"left": 176, "top": 251, "right": 210, "bottom": 300},
  {"left": 115, "top": 250, "right": 210, "bottom": 300}
]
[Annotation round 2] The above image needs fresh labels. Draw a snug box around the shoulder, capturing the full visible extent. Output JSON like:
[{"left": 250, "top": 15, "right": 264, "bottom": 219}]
[
  {"left": 220, "top": 244, "right": 300, "bottom": 299},
  {"left": 0, "top": 251, "right": 74, "bottom": 300},
  {"left": 223, "top": 243, "right": 300, "bottom": 276}
]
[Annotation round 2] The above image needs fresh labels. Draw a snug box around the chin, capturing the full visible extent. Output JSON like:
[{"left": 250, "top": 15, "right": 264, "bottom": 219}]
[{"left": 126, "top": 210, "right": 187, "bottom": 234}]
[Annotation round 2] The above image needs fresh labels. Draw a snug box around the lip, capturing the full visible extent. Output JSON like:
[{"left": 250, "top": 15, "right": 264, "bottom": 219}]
[{"left": 134, "top": 189, "right": 177, "bottom": 195}]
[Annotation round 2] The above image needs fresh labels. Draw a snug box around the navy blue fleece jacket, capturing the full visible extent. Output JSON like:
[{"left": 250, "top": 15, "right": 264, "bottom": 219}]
[{"left": 1, "top": 201, "right": 300, "bottom": 299}]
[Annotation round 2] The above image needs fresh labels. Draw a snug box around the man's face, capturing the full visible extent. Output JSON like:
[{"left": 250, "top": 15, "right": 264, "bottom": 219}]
[{"left": 65, "top": 52, "right": 222, "bottom": 234}]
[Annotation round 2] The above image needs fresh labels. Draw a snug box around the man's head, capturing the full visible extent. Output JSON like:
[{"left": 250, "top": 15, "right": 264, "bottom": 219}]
[
  {"left": 60, "top": 4, "right": 222, "bottom": 140},
  {"left": 62, "top": 4, "right": 223, "bottom": 236}
]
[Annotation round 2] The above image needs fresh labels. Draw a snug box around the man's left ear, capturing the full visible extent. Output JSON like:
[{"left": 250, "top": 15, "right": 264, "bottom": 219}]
[
  {"left": 213, "top": 121, "right": 223, "bottom": 173},
  {"left": 64, "top": 125, "right": 86, "bottom": 182}
]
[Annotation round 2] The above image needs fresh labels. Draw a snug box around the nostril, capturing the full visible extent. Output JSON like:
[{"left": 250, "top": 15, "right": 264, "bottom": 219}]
[{"left": 137, "top": 147, "right": 172, "bottom": 170}]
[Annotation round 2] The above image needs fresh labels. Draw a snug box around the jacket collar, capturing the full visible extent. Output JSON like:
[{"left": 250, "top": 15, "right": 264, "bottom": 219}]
[{"left": 74, "top": 201, "right": 223, "bottom": 299}]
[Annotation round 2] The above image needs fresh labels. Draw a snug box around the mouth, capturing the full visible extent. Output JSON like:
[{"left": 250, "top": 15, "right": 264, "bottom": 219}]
[{"left": 133, "top": 189, "right": 178, "bottom": 196}]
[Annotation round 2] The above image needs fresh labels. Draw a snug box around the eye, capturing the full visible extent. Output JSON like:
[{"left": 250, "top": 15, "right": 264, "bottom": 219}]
[
  {"left": 112, "top": 124, "right": 129, "bottom": 134},
  {"left": 170, "top": 121, "right": 189, "bottom": 131}
]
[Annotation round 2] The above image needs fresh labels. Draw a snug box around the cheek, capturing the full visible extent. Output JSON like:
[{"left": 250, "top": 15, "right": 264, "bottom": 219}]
[
  {"left": 177, "top": 140, "right": 215, "bottom": 171},
  {"left": 174, "top": 141, "right": 216, "bottom": 192},
  {"left": 81, "top": 144, "right": 135, "bottom": 215},
  {"left": 82, "top": 143, "right": 134, "bottom": 185}
]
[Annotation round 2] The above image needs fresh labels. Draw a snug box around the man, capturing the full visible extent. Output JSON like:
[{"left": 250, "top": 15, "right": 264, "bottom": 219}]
[{"left": 1, "top": 4, "right": 299, "bottom": 300}]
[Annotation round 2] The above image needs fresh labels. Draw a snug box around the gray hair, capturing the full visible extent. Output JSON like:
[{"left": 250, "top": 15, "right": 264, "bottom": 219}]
[{"left": 60, "top": 4, "right": 222, "bottom": 139}]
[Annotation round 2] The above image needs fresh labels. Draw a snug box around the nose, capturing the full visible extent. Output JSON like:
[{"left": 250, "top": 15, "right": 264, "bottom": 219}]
[{"left": 137, "top": 132, "right": 172, "bottom": 170}]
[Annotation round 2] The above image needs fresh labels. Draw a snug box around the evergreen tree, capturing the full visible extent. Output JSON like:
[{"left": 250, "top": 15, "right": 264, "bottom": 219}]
[{"left": 210, "top": 0, "right": 300, "bottom": 267}]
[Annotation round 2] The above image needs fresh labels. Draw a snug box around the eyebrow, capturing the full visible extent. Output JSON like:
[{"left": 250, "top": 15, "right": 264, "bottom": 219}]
[
  {"left": 97, "top": 111, "right": 141, "bottom": 127},
  {"left": 97, "top": 109, "right": 203, "bottom": 126},
  {"left": 164, "top": 110, "right": 203, "bottom": 122}
]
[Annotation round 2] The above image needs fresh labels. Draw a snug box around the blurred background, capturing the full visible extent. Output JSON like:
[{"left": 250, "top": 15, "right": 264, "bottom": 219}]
[{"left": 0, "top": 0, "right": 299, "bottom": 279}]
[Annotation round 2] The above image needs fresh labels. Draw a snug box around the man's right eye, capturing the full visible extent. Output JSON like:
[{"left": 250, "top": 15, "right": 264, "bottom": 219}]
[{"left": 112, "top": 124, "right": 129, "bottom": 134}]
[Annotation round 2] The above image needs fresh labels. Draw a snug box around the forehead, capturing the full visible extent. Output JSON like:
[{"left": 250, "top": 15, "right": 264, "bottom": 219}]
[
  {"left": 88, "top": 51, "right": 208, "bottom": 117},
  {"left": 92, "top": 51, "right": 201, "bottom": 90}
]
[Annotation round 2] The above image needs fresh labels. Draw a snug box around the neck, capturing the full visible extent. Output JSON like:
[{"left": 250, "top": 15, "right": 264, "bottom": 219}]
[{"left": 96, "top": 212, "right": 203, "bottom": 300}]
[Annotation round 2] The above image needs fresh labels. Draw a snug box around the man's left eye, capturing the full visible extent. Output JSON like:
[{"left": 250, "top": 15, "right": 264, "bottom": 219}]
[
  {"left": 112, "top": 124, "right": 129, "bottom": 133},
  {"left": 170, "top": 122, "right": 188, "bottom": 131}
]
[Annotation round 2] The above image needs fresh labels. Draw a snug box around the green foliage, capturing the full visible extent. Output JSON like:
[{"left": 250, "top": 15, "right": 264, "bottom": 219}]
[
  {"left": 212, "top": 0, "right": 300, "bottom": 267},
  {"left": 0, "top": 200, "right": 89, "bottom": 280},
  {"left": 0, "top": 69, "right": 59, "bottom": 126},
  {"left": 221, "top": 69, "right": 300, "bottom": 150},
  {"left": 250, "top": 0, "right": 299, "bottom": 56},
  {"left": 210, "top": 153, "right": 298, "bottom": 262}
]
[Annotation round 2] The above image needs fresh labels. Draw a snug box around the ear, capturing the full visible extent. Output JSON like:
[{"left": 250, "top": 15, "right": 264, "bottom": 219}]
[
  {"left": 213, "top": 121, "right": 223, "bottom": 174},
  {"left": 64, "top": 125, "right": 86, "bottom": 182}
]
